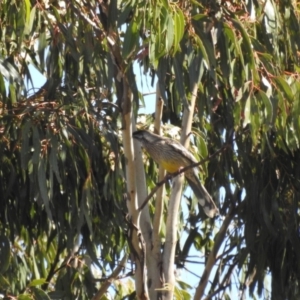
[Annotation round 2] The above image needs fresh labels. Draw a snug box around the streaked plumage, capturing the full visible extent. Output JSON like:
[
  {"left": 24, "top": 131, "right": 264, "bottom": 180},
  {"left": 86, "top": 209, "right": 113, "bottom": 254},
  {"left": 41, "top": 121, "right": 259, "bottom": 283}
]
[{"left": 133, "top": 130, "right": 219, "bottom": 218}]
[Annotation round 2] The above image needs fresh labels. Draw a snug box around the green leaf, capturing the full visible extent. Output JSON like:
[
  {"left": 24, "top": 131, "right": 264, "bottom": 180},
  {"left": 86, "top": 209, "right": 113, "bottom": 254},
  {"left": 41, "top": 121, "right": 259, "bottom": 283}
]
[
  {"left": 257, "top": 90, "right": 273, "bottom": 126},
  {"left": 231, "top": 18, "right": 259, "bottom": 83},
  {"left": 50, "top": 135, "right": 62, "bottom": 184},
  {"left": 38, "top": 31, "right": 47, "bottom": 71},
  {"left": 173, "top": 53, "right": 188, "bottom": 106},
  {"left": 32, "top": 126, "right": 41, "bottom": 164},
  {"left": 47, "top": 291, "right": 66, "bottom": 299},
  {"left": 174, "top": 283, "right": 191, "bottom": 300},
  {"left": 292, "top": 105, "right": 300, "bottom": 141},
  {"left": 193, "top": 34, "right": 210, "bottom": 69},
  {"left": 29, "top": 278, "right": 47, "bottom": 287},
  {"left": 85, "top": 238, "right": 102, "bottom": 269},
  {"left": 122, "top": 21, "right": 139, "bottom": 60},
  {"left": 156, "top": 56, "right": 169, "bottom": 103},
  {"left": 223, "top": 22, "right": 244, "bottom": 67},
  {"left": 16, "top": 0, "right": 26, "bottom": 34},
  {"left": 0, "top": 73, "right": 6, "bottom": 100},
  {"left": 273, "top": 76, "right": 294, "bottom": 103},
  {"left": 9, "top": 84, "right": 17, "bottom": 104},
  {"left": 38, "top": 159, "right": 53, "bottom": 221},
  {"left": 200, "top": 32, "right": 217, "bottom": 72},
  {"left": 177, "top": 280, "right": 192, "bottom": 290},
  {"left": 188, "top": 51, "right": 204, "bottom": 87},
  {"left": 173, "top": 9, "right": 185, "bottom": 53},
  {"left": 218, "top": 26, "right": 230, "bottom": 80},
  {"left": 165, "top": 15, "right": 174, "bottom": 52},
  {"left": 0, "top": 274, "right": 10, "bottom": 289},
  {"left": 0, "top": 59, "right": 23, "bottom": 84},
  {"left": 117, "top": 4, "right": 134, "bottom": 26},
  {"left": 31, "top": 287, "right": 51, "bottom": 300},
  {"left": 17, "top": 295, "right": 33, "bottom": 300},
  {"left": 23, "top": 0, "right": 31, "bottom": 34},
  {"left": 243, "top": 96, "right": 251, "bottom": 127},
  {"left": 25, "top": 5, "right": 36, "bottom": 35},
  {"left": 81, "top": 176, "right": 93, "bottom": 235},
  {"left": 0, "top": 235, "right": 10, "bottom": 274},
  {"left": 21, "top": 119, "right": 32, "bottom": 169},
  {"left": 30, "top": 245, "right": 41, "bottom": 279},
  {"left": 160, "top": 5, "right": 169, "bottom": 33},
  {"left": 192, "top": 14, "right": 208, "bottom": 21}
]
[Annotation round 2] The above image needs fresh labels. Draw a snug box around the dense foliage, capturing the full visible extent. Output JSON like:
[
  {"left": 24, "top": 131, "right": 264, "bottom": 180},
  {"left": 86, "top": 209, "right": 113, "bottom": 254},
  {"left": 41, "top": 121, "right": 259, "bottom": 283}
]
[{"left": 0, "top": 0, "right": 299, "bottom": 299}]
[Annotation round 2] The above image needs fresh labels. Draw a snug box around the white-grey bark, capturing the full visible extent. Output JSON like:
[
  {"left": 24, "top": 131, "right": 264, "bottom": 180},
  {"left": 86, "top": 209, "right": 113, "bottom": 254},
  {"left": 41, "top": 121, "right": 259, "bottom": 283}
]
[{"left": 162, "top": 84, "right": 198, "bottom": 299}]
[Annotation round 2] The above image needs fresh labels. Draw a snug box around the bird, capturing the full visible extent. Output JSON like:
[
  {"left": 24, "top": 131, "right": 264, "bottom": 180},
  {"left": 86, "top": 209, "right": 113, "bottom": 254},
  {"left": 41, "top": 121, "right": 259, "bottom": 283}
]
[{"left": 132, "top": 130, "right": 219, "bottom": 218}]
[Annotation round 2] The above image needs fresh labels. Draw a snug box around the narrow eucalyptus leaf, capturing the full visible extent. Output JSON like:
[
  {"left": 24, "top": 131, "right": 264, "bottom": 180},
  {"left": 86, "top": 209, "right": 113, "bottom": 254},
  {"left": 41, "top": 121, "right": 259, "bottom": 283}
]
[
  {"left": 122, "top": 21, "right": 139, "bottom": 60},
  {"left": 29, "top": 278, "right": 47, "bottom": 287},
  {"left": 0, "top": 235, "right": 10, "bottom": 274},
  {"left": 166, "top": 15, "right": 174, "bottom": 53},
  {"left": 257, "top": 90, "right": 273, "bottom": 126},
  {"left": 38, "top": 159, "right": 53, "bottom": 221},
  {"left": 31, "top": 287, "right": 51, "bottom": 300}
]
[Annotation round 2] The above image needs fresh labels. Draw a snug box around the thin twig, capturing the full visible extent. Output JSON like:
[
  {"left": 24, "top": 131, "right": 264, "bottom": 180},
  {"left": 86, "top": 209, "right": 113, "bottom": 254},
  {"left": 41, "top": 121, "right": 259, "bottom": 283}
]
[
  {"left": 183, "top": 265, "right": 202, "bottom": 279},
  {"left": 203, "top": 284, "right": 231, "bottom": 300},
  {"left": 138, "top": 173, "right": 171, "bottom": 211},
  {"left": 94, "top": 270, "right": 134, "bottom": 282},
  {"left": 92, "top": 254, "right": 128, "bottom": 300},
  {"left": 68, "top": 1, "right": 103, "bottom": 36},
  {"left": 193, "top": 201, "right": 245, "bottom": 300},
  {"left": 193, "top": 207, "right": 235, "bottom": 300},
  {"left": 219, "top": 259, "right": 239, "bottom": 300}
]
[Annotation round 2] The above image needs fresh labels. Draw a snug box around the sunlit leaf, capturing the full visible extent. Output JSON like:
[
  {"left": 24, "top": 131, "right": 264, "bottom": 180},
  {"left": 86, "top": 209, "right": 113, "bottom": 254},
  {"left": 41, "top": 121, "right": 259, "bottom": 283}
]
[
  {"left": 23, "top": 0, "right": 31, "bottom": 34},
  {"left": 257, "top": 90, "right": 273, "bottom": 126},
  {"left": 122, "top": 21, "right": 139, "bottom": 60},
  {"left": 243, "top": 96, "right": 251, "bottom": 128},
  {"left": 173, "top": 9, "right": 185, "bottom": 53},
  {"left": 28, "top": 278, "right": 47, "bottom": 287},
  {"left": 166, "top": 14, "right": 174, "bottom": 53},
  {"left": 17, "top": 295, "right": 33, "bottom": 300},
  {"left": 273, "top": 76, "right": 294, "bottom": 102}
]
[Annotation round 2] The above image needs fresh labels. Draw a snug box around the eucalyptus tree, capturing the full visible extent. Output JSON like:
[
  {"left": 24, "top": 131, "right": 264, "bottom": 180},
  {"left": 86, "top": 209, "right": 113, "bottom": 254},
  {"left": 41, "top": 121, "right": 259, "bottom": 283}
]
[{"left": 0, "top": 0, "right": 300, "bottom": 300}]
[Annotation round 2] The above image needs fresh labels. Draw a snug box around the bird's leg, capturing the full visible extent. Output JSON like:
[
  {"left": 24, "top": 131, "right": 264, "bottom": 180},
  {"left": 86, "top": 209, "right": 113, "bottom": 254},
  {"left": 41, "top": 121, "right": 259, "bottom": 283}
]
[
  {"left": 164, "top": 173, "right": 173, "bottom": 184},
  {"left": 165, "top": 168, "right": 185, "bottom": 187},
  {"left": 178, "top": 166, "right": 185, "bottom": 175},
  {"left": 174, "top": 166, "right": 185, "bottom": 177},
  {"left": 154, "top": 173, "right": 172, "bottom": 188}
]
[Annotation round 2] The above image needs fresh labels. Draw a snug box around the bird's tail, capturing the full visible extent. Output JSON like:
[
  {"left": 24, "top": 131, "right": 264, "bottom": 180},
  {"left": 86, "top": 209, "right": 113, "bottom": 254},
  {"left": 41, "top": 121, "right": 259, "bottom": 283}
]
[{"left": 186, "top": 176, "right": 219, "bottom": 218}]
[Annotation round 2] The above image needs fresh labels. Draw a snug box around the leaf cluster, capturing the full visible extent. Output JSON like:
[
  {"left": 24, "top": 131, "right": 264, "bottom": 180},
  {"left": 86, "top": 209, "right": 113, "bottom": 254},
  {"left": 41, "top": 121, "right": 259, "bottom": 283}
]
[{"left": 0, "top": 0, "right": 300, "bottom": 298}]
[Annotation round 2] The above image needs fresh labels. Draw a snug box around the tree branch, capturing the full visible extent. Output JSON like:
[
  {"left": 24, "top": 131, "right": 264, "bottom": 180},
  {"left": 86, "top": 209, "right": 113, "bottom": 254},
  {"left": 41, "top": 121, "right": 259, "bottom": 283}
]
[
  {"left": 146, "top": 83, "right": 165, "bottom": 299},
  {"left": 92, "top": 254, "right": 128, "bottom": 300},
  {"left": 193, "top": 207, "right": 237, "bottom": 300},
  {"left": 203, "top": 284, "right": 231, "bottom": 300},
  {"left": 162, "top": 83, "right": 198, "bottom": 299},
  {"left": 152, "top": 83, "right": 165, "bottom": 240},
  {"left": 122, "top": 85, "right": 148, "bottom": 299}
]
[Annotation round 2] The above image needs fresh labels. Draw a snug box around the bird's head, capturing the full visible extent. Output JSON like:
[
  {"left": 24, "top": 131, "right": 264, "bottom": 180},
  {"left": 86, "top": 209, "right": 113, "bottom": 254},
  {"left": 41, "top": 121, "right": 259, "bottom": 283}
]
[
  {"left": 132, "top": 130, "right": 147, "bottom": 144},
  {"left": 132, "top": 130, "right": 158, "bottom": 144}
]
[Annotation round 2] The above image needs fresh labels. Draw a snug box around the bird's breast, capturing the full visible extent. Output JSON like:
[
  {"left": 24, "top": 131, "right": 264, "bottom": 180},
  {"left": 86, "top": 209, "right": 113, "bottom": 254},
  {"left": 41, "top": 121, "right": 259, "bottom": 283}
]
[
  {"left": 160, "top": 160, "right": 182, "bottom": 173},
  {"left": 143, "top": 141, "right": 189, "bottom": 173}
]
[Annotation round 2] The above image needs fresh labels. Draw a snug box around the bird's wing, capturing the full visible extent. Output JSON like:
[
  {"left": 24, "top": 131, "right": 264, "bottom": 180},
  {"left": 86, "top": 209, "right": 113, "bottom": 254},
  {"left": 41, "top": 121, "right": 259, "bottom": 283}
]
[{"left": 164, "top": 138, "right": 197, "bottom": 165}]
